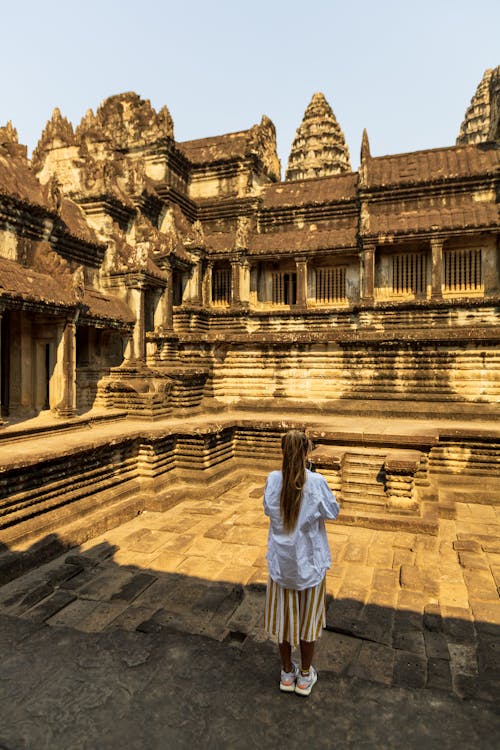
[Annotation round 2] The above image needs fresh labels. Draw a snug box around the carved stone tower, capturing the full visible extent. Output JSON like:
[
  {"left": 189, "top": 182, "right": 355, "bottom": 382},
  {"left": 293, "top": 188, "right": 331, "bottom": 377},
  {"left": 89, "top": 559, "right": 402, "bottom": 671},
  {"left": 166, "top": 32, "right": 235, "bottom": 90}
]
[
  {"left": 285, "top": 92, "right": 351, "bottom": 181},
  {"left": 457, "top": 66, "right": 500, "bottom": 144}
]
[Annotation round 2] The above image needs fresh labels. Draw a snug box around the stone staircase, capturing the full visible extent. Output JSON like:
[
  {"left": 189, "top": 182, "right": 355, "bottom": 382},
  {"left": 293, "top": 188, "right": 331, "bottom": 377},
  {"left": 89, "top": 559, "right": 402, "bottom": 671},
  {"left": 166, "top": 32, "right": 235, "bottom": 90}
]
[{"left": 340, "top": 450, "right": 388, "bottom": 513}]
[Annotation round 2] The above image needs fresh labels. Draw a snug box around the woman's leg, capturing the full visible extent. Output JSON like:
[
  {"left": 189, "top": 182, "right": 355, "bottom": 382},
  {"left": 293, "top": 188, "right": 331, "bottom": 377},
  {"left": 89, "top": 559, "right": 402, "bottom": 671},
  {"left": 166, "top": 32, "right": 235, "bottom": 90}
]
[
  {"left": 279, "top": 640, "right": 293, "bottom": 672},
  {"left": 299, "top": 639, "right": 315, "bottom": 672}
]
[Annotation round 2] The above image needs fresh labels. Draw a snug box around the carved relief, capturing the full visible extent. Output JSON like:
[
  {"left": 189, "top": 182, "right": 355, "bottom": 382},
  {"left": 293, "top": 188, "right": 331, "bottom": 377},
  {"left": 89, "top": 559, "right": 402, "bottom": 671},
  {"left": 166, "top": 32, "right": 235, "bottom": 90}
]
[
  {"left": 47, "top": 174, "right": 63, "bottom": 213},
  {"left": 32, "top": 241, "right": 71, "bottom": 278},
  {"left": 235, "top": 216, "right": 251, "bottom": 249},
  {"left": 75, "top": 93, "right": 174, "bottom": 150},
  {"left": 72, "top": 265, "right": 85, "bottom": 301},
  {"left": 248, "top": 115, "right": 281, "bottom": 181}
]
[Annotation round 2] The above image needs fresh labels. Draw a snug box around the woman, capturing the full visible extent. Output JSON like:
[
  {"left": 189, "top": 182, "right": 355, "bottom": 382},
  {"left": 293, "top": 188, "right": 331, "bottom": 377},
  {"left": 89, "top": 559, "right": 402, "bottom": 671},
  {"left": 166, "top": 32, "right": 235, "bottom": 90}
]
[{"left": 264, "top": 430, "right": 340, "bottom": 696}]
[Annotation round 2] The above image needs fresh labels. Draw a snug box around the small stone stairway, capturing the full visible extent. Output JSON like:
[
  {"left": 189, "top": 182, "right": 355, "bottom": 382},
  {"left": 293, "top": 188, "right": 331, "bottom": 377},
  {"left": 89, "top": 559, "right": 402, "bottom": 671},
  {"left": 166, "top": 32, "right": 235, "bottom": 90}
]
[{"left": 340, "top": 449, "right": 388, "bottom": 512}]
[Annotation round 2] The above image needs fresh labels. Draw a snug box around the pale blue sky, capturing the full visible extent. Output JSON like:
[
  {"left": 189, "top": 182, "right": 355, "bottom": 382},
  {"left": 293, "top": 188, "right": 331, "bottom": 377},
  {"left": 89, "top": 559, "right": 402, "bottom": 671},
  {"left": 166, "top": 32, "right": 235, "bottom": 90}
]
[{"left": 1, "top": 1, "right": 498, "bottom": 173}]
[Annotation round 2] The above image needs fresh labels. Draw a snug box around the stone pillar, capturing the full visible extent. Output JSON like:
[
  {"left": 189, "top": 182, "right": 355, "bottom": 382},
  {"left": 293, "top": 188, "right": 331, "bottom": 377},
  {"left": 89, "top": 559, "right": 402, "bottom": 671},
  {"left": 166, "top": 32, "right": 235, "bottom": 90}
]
[
  {"left": 431, "top": 238, "right": 444, "bottom": 300},
  {"left": 165, "top": 267, "right": 174, "bottom": 329},
  {"left": 231, "top": 257, "right": 241, "bottom": 306},
  {"left": 190, "top": 258, "right": 203, "bottom": 306},
  {"left": 360, "top": 245, "right": 375, "bottom": 303},
  {"left": 239, "top": 260, "right": 251, "bottom": 307},
  {"left": 125, "top": 285, "right": 145, "bottom": 362},
  {"left": 204, "top": 262, "right": 213, "bottom": 307},
  {"left": 154, "top": 284, "right": 171, "bottom": 331},
  {"left": 53, "top": 318, "right": 77, "bottom": 418},
  {"left": 295, "top": 257, "right": 308, "bottom": 309}
]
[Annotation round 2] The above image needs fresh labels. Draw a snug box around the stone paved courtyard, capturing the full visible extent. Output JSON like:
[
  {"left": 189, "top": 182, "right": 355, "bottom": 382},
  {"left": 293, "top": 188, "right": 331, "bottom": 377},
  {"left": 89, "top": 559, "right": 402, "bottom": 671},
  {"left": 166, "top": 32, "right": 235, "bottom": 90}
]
[{"left": 1, "top": 475, "right": 499, "bottom": 703}]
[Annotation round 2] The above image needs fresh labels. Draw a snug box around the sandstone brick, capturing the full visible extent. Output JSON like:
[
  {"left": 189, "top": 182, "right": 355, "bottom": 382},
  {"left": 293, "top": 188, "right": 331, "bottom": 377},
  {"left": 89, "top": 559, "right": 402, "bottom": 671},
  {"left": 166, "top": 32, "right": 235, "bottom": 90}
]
[
  {"left": 348, "top": 641, "right": 395, "bottom": 685},
  {"left": 458, "top": 551, "right": 489, "bottom": 570},
  {"left": 426, "top": 658, "right": 452, "bottom": 691},
  {"left": 462, "top": 569, "right": 498, "bottom": 601},
  {"left": 392, "top": 650, "right": 427, "bottom": 688}
]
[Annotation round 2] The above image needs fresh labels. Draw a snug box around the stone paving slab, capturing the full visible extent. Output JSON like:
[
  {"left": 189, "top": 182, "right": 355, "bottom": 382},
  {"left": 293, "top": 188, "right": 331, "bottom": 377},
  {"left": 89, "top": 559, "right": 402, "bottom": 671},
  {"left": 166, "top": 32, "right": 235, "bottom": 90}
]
[
  {"left": 0, "top": 478, "right": 499, "bottom": 707},
  {"left": 1, "top": 613, "right": 499, "bottom": 750}
]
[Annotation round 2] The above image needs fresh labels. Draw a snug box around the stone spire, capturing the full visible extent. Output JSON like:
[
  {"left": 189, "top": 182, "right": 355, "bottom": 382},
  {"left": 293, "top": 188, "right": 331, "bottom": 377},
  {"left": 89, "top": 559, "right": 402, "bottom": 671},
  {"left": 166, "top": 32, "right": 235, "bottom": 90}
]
[
  {"left": 457, "top": 66, "right": 500, "bottom": 145},
  {"left": 286, "top": 92, "right": 351, "bottom": 181},
  {"left": 32, "top": 108, "right": 75, "bottom": 170}
]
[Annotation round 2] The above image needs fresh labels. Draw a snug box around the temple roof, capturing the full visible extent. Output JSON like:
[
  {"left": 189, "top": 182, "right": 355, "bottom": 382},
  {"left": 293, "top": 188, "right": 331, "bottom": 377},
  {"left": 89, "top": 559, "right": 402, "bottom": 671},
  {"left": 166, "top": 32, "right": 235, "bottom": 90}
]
[
  {"left": 457, "top": 66, "right": 500, "bottom": 145},
  {"left": 178, "top": 116, "right": 280, "bottom": 181},
  {"left": 286, "top": 92, "right": 351, "bottom": 181},
  {"left": 0, "top": 148, "right": 47, "bottom": 208},
  {"left": 0, "top": 256, "right": 134, "bottom": 323},
  {"left": 365, "top": 143, "right": 500, "bottom": 188},
  {"left": 261, "top": 173, "right": 358, "bottom": 208},
  {"left": 249, "top": 225, "right": 357, "bottom": 255},
  {"left": 366, "top": 192, "right": 499, "bottom": 237},
  {"left": 179, "top": 131, "right": 252, "bottom": 164}
]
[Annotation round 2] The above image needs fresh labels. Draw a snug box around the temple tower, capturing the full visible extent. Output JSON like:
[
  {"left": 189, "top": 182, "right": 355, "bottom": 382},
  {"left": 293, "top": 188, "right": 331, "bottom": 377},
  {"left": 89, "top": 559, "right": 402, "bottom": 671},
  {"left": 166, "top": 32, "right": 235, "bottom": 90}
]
[
  {"left": 285, "top": 92, "right": 351, "bottom": 181},
  {"left": 457, "top": 66, "right": 500, "bottom": 144}
]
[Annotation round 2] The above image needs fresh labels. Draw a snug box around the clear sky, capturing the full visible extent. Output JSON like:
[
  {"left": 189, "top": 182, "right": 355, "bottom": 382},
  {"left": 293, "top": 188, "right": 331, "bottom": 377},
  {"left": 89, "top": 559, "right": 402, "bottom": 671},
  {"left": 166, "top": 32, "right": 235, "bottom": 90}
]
[{"left": 1, "top": 1, "right": 498, "bottom": 173}]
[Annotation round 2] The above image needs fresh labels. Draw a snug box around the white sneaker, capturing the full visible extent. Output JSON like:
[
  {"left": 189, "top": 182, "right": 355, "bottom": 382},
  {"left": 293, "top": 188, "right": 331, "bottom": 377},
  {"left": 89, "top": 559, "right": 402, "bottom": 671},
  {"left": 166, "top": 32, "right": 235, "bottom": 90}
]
[
  {"left": 280, "top": 661, "right": 299, "bottom": 692},
  {"left": 295, "top": 666, "right": 318, "bottom": 696}
]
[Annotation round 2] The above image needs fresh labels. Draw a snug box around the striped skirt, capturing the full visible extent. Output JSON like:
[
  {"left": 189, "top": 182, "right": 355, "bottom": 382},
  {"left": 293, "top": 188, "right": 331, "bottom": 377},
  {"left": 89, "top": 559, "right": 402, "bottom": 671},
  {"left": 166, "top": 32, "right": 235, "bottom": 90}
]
[{"left": 264, "top": 576, "right": 327, "bottom": 647}]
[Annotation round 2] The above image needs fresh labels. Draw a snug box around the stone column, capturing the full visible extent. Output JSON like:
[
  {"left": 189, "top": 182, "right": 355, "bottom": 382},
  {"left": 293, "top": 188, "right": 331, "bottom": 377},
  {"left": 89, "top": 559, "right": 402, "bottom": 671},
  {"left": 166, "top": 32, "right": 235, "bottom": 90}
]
[
  {"left": 231, "top": 257, "right": 241, "bottom": 306},
  {"left": 431, "top": 237, "right": 444, "bottom": 300},
  {"left": 189, "top": 258, "right": 204, "bottom": 306},
  {"left": 153, "top": 284, "right": 171, "bottom": 331},
  {"left": 165, "top": 267, "right": 174, "bottom": 329},
  {"left": 295, "top": 257, "right": 308, "bottom": 309},
  {"left": 239, "top": 259, "right": 251, "bottom": 307},
  {"left": 125, "top": 285, "right": 145, "bottom": 362},
  {"left": 53, "top": 317, "right": 77, "bottom": 418},
  {"left": 203, "top": 261, "right": 213, "bottom": 307},
  {"left": 360, "top": 245, "right": 375, "bottom": 303}
]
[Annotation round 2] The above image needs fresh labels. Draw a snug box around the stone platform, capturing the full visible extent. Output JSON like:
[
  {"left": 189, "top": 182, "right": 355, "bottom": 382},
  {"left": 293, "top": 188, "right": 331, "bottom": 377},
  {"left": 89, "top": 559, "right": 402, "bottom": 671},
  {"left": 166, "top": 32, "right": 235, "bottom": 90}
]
[
  {"left": 1, "top": 417, "right": 499, "bottom": 748},
  {"left": 1, "top": 475, "right": 499, "bottom": 704}
]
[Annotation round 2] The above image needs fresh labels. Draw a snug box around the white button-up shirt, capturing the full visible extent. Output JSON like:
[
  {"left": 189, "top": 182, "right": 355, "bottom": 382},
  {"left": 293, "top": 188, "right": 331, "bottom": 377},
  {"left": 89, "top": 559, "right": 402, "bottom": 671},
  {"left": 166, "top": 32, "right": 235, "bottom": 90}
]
[{"left": 263, "top": 469, "right": 340, "bottom": 591}]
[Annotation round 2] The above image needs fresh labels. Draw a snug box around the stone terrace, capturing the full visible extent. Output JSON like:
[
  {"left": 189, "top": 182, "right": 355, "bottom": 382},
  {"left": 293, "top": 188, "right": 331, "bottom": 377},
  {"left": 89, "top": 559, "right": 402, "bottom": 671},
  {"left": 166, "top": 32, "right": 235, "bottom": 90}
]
[{"left": 1, "top": 470, "right": 499, "bottom": 702}]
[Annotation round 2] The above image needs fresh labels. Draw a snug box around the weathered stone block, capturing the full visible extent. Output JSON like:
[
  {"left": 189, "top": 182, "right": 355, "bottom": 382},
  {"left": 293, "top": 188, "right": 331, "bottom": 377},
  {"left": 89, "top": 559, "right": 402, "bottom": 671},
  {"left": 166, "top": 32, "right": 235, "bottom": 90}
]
[{"left": 392, "top": 650, "right": 427, "bottom": 688}]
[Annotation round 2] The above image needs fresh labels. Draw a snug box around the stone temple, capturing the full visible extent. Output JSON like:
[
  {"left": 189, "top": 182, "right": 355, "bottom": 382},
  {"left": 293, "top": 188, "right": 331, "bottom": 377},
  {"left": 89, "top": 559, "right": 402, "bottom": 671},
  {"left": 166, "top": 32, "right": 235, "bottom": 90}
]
[{"left": 0, "top": 70, "right": 499, "bottom": 706}]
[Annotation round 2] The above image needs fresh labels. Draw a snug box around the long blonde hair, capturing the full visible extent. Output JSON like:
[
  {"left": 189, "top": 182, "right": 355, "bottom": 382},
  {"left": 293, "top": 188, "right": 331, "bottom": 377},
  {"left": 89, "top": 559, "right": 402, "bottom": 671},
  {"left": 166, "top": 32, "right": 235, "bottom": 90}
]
[{"left": 280, "top": 430, "right": 309, "bottom": 533}]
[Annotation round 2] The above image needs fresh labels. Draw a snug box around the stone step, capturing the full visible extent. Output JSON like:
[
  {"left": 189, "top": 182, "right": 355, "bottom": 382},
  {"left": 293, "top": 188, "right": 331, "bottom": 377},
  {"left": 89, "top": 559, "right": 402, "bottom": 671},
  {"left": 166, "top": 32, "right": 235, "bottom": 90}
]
[
  {"left": 341, "top": 497, "right": 387, "bottom": 513},
  {"left": 342, "top": 481, "right": 386, "bottom": 496},
  {"left": 0, "top": 492, "right": 144, "bottom": 586}
]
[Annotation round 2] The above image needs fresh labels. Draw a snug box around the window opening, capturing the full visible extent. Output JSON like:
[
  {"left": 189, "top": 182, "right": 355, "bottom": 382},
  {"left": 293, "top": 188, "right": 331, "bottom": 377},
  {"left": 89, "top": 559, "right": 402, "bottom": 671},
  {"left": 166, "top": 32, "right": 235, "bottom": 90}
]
[
  {"left": 315, "top": 267, "right": 347, "bottom": 303},
  {"left": 443, "top": 249, "right": 482, "bottom": 292},
  {"left": 392, "top": 252, "right": 427, "bottom": 295},
  {"left": 212, "top": 267, "right": 231, "bottom": 305},
  {"left": 271, "top": 272, "right": 297, "bottom": 305}
]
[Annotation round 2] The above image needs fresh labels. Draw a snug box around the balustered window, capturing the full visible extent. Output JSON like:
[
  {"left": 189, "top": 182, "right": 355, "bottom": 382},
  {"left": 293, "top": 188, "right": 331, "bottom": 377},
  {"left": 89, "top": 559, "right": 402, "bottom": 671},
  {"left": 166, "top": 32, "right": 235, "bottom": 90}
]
[
  {"left": 443, "top": 249, "right": 482, "bottom": 292},
  {"left": 392, "top": 252, "right": 427, "bottom": 295},
  {"left": 315, "top": 266, "right": 347, "bottom": 303},
  {"left": 272, "top": 271, "right": 297, "bottom": 305},
  {"left": 212, "top": 267, "right": 231, "bottom": 305}
]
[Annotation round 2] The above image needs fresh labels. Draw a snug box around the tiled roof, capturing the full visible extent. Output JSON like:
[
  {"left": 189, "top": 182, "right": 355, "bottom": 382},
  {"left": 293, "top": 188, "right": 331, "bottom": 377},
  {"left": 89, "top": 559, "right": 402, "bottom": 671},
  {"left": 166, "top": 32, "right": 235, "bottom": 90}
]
[
  {"left": 205, "top": 232, "right": 236, "bottom": 253},
  {"left": 0, "top": 256, "right": 134, "bottom": 323},
  {"left": 367, "top": 192, "right": 500, "bottom": 235},
  {"left": 366, "top": 143, "right": 499, "bottom": 188},
  {"left": 250, "top": 224, "right": 357, "bottom": 254},
  {"left": 178, "top": 130, "right": 251, "bottom": 165},
  {"left": 0, "top": 153, "right": 47, "bottom": 207},
  {"left": 261, "top": 173, "right": 358, "bottom": 208},
  {"left": 59, "top": 198, "right": 103, "bottom": 247},
  {"left": 0, "top": 256, "right": 74, "bottom": 305},
  {"left": 81, "top": 288, "right": 134, "bottom": 324}
]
